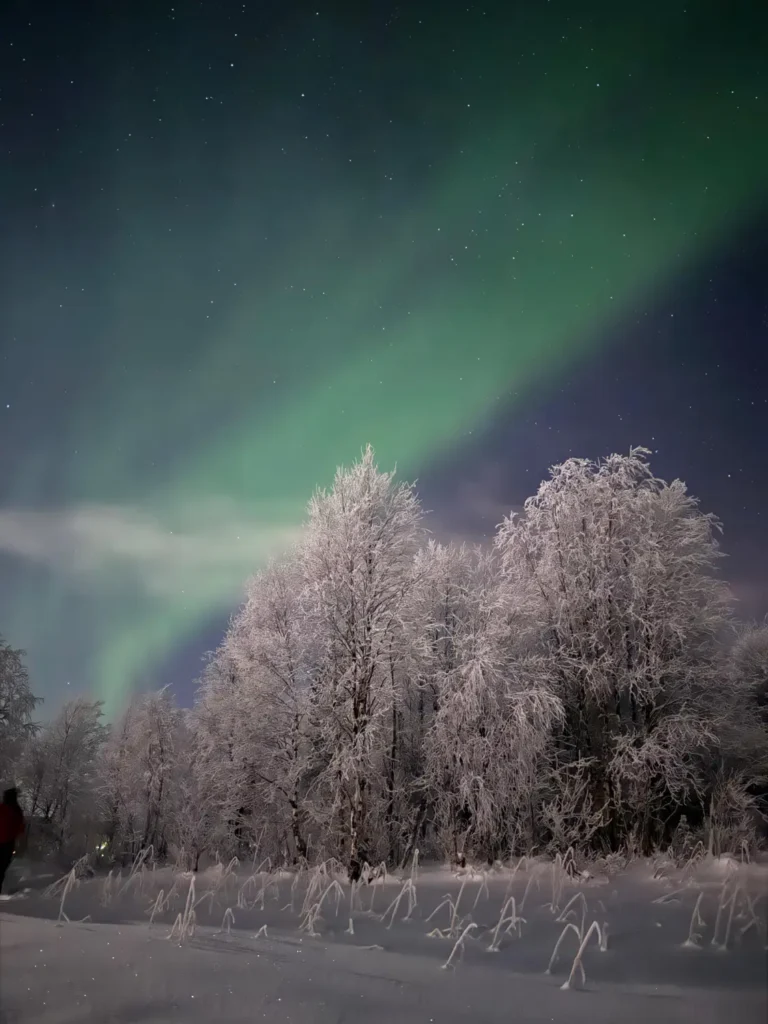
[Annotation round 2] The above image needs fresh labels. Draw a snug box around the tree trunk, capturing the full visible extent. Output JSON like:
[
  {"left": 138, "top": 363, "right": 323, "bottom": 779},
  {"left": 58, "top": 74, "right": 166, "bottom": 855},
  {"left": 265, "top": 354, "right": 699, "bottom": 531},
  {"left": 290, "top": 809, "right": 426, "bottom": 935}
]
[
  {"left": 400, "top": 798, "right": 427, "bottom": 870},
  {"left": 386, "top": 705, "right": 399, "bottom": 863},
  {"left": 289, "top": 798, "right": 307, "bottom": 860}
]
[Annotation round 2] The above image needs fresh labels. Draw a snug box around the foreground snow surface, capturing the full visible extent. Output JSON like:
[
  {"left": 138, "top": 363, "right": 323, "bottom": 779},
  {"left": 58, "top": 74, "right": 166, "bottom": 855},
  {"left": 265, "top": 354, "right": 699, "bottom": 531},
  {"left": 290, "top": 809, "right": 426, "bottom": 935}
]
[{"left": 0, "top": 858, "right": 766, "bottom": 1023}]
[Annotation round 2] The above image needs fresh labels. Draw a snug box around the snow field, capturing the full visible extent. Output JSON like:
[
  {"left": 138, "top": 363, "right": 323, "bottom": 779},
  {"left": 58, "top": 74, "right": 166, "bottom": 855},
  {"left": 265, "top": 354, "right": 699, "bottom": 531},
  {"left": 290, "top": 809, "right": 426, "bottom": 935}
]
[{"left": 1, "top": 853, "right": 765, "bottom": 1023}]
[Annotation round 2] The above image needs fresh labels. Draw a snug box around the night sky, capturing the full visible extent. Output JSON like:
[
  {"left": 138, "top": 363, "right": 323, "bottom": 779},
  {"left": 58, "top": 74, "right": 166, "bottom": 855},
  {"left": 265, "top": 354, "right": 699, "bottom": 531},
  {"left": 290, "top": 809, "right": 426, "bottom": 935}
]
[{"left": 1, "top": 0, "right": 766, "bottom": 715}]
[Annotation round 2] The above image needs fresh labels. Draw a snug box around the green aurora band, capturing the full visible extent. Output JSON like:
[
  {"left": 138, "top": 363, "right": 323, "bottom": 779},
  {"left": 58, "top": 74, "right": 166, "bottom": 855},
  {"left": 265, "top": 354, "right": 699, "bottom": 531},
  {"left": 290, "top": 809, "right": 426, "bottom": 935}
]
[{"left": 3, "top": 3, "right": 766, "bottom": 712}]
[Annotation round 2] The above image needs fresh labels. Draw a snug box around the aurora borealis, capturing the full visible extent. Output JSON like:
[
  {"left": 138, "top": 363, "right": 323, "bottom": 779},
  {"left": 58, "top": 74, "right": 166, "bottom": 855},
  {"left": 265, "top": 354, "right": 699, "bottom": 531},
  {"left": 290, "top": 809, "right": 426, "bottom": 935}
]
[{"left": 1, "top": 0, "right": 766, "bottom": 714}]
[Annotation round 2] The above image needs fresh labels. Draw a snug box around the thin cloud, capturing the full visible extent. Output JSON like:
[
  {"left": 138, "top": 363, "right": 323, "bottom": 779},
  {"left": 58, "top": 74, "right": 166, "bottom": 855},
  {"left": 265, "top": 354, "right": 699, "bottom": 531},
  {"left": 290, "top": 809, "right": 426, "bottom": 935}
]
[{"left": 0, "top": 501, "right": 302, "bottom": 598}]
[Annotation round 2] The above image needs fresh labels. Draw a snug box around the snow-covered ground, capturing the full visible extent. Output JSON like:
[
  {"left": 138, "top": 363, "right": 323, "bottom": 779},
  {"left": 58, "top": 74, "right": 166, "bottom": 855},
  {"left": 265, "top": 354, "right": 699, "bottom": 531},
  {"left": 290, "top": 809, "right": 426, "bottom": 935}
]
[{"left": 1, "top": 855, "right": 765, "bottom": 1023}]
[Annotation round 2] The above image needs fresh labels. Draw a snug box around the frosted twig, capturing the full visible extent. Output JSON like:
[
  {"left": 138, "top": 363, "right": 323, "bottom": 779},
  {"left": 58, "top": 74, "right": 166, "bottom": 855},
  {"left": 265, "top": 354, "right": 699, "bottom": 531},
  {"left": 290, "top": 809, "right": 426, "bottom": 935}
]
[
  {"left": 409, "top": 848, "right": 420, "bottom": 883},
  {"left": 118, "top": 847, "right": 153, "bottom": 896},
  {"left": 561, "top": 920, "right": 603, "bottom": 990},
  {"left": 238, "top": 873, "right": 259, "bottom": 910},
  {"left": 556, "top": 891, "right": 587, "bottom": 936},
  {"left": 519, "top": 873, "right": 537, "bottom": 913},
  {"left": 471, "top": 872, "right": 489, "bottom": 911},
  {"left": 148, "top": 889, "right": 168, "bottom": 928},
  {"left": 251, "top": 824, "right": 267, "bottom": 871},
  {"left": 487, "top": 896, "right": 526, "bottom": 952},
  {"left": 216, "top": 907, "right": 236, "bottom": 936},
  {"left": 712, "top": 880, "right": 729, "bottom": 950},
  {"left": 720, "top": 886, "right": 739, "bottom": 951},
  {"left": 682, "top": 892, "right": 705, "bottom": 949},
  {"left": 281, "top": 865, "right": 304, "bottom": 913},
  {"left": 300, "top": 879, "right": 345, "bottom": 937},
  {"left": 346, "top": 881, "right": 356, "bottom": 934},
  {"left": 426, "top": 879, "right": 466, "bottom": 938},
  {"left": 254, "top": 871, "right": 279, "bottom": 910},
  {"left": 100, "top": 870, "right": 115, "bottom": 907},
  {"left": 652, "top": 888, "right": 686, "bottom": 905},
  {"left": 548, "top": 849, "right": 576, "bottom": 914},
  {"left": 737, "top": 888, "right": 767, "bottom": 947},
  {"left": 167, "top": 875, "right": 196, "bottom": 944},
  {"left": 54, "top": 869, "right": 78, "bottom": 926},
  {"left": 546, "top": 921, "right": 582, "bottom": 974},
  {"left": 380, "top": 879, "right": 417, "bottom": 929},
  {"left": 194, "top": 889, "right": 216, "bottom": 913},
  {"left": 300, "top": 866, "right": 325, "bottom": 916},
  {"left": 441, "top": 922, "right": 477, "bottom": 970}
]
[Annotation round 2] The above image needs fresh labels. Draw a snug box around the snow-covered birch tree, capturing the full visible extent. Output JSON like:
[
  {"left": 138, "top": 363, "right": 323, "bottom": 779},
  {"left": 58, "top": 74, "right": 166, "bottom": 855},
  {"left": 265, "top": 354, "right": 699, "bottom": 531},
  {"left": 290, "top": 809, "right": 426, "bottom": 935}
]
[
  {"left": 417, "top": 542, "right": 562, "bottom": 861},
  {"left": 300, "top": 446, "right": 423, "bottom": 870},
  {"left": 165, "top": 714, "right": 215, "bottom": 870},
  {"left": 221, "top": 555, "right": 315, "bottom": 860},
  {"left": 0, "top": 637, "right": 40, "bottom": 784},
  {"left": 495, "top": 448, "right": 733, "bottom": 853},
  {"left": 99, "top": 688, "right": 180, "bottom": 859},
  {"left": 191, "top": 650, "right": 252, "bottom": 857},
  {"left": 21, "top": 698, "right": 106, "bottom": 852}
]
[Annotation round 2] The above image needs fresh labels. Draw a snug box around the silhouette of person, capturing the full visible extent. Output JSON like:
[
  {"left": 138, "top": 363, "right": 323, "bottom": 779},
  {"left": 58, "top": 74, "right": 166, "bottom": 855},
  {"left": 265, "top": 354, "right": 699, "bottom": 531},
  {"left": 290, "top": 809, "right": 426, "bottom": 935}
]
[{"left": 0, "top": 788, "right": 25, "bottom": 896}]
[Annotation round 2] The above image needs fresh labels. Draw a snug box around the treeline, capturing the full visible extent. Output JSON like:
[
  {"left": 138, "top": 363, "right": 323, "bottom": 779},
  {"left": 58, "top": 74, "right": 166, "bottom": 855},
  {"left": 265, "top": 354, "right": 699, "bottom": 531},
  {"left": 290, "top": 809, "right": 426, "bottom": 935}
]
[{"left": 3, "top": 447, "right": 767, "bottom": 870}]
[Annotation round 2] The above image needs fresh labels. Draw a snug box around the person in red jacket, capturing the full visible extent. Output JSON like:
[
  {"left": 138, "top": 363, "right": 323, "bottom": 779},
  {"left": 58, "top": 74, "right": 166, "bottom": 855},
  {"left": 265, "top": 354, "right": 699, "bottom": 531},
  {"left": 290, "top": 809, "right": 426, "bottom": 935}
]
[{"left": 0, "top": 787, "right": 25, "bottom": 895}]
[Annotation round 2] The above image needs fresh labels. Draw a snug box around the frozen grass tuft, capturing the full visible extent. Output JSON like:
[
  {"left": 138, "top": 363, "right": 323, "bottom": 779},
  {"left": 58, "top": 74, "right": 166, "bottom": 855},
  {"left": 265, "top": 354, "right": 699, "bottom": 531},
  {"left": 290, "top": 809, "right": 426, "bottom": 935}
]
[
  {"left": 547, "top": 847, "right": 577, "bottom": 914},
  {"left": 735, "top": 888, "right": 767, "bottom": 948},
  {"left": 409, "top": 848, "right": 420, "bottom": 883},
  {"left": 710, "top": 877, "right": 733, "bottom": 949},
  {"left": 555, "top": 891, "right": 587, "bottom": 934},
  {"left": 487, "top": 896, "right": 526, "bottom": 952},
  {"left": 710, "top": 880, "right": 761, "bottom": 951},
  {"left": 281, "top": 863, "right": 306, "bottom": 913},
  {"left": 118, "top": 847, "right": 154, "bottom": 897},
  {"left": 546, "top": 921, "right": 582, "bottom": 975},
  {"left": 682, "top": 891, "right": 705, "bottom": 949},
  {"left": 519, "top": 872, "right": 538, "bottom": 913},
  {"left": 216, "top": 907, "right": 236, "bottom": 936},
  {"left": 426, "top": 879, "right": 468, "bottom": 939},
  {"left": 300, "top": 878, "right": 344, "bottom": 937},
  {"left": 55, "top": 868, "right": 78, "bottom": 925},
  {"left": 380, "top": 878, "right": 418, "bottom": 929},
  {"left": 441, "top": 922, "right": 477, "bottom": 970},
  {"left": 148, "top": 888, "right": 171, "bottom": 928},
  {"left": 652, "top": 887, "right": 686, "bottom": 905},
  {"left": 471, "top": 872, "right": 490, "bottom": 910},
  {"left": 167, "top": 875, "right": 196, "bottom": 945},
  {"left": 42, "top": 855, "right": 94, "bottom": 926},
  {"left": 99, "top": 869, "right": 115, "bottom": 907},
  {"left": 560, "top": 920, "right": 603, "bottom": 991}
]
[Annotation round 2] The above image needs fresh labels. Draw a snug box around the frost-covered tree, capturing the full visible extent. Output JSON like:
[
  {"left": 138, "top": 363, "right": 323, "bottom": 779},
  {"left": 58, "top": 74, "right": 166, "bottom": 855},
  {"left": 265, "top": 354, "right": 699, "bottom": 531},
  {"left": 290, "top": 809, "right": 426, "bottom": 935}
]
[
  {"left": 0, "top": 637, "right": 40, "bottom": 784},
  {"left": 98, "top": 701, "right": 138, "bottom": 854},
  {"left": 496, "top": 448, "right": 733, "bottom": 853},
  {"left": 165, "top": 714, "right": 215, "bottom": 871},
  {"left": 416, "top": 542, "right": 561, "bottom": 862},
  {"left": 21, "top": 698, "right": 106, "bottom": 851},
  {"left": 220, "top": 556, "right": 315, "bottom": 860},
  {"left": 99, "top": 688, "right": 180, "bottom": 859},
  {"left": 730, "top": 623, "right": 768, "bottom": 724},
  {"left": 192, "top": 648, "right": 271, "bottom": 860},
  {"left": 178, "top": 445, "right": 764, "bottom": 865},
  {"left": 300, "top": 446, "right": 423, "bottom": 868},
  {"left": 131, "top": 688, "right": 179, "bottom": 855},
  {"left": 716, "top": 623, "right": 768, "bottom": 841}
]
